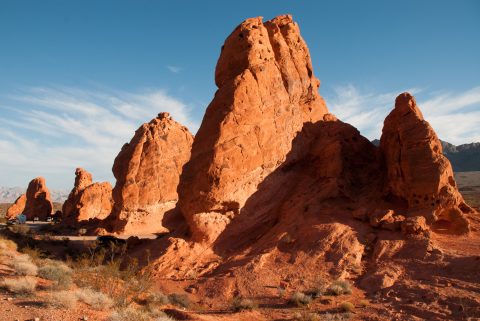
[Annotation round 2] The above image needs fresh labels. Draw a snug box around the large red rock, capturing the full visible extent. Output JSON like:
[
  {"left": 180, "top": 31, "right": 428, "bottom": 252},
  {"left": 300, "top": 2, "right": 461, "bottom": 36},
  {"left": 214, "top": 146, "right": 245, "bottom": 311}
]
[
  {"left": 380, "top": 93, "right": 472, "bottom": 233},
  {"left": 22, "top": 177, "right": 53, "bottom": 220},
  {"left": 6, "top": 194, "right": 27, "bottom": 219},
  {"left": 178, "top": 15, "right": 328, "bottom": 242},
  {"left": 62, "top": 168, "right": 113, "bottom": 223},
  {"left": 110, "top": 112, "right": 194, "bottom": 235}
]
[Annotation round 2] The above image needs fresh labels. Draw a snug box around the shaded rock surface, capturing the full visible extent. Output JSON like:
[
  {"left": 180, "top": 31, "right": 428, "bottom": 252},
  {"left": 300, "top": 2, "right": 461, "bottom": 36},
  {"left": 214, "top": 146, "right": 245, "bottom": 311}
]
[
  {"left": 178, "top": 15, "right": 328, "bottom": 242},
  {"left": 62, "top": 168, "right": 113, "bottom": 224},
  {"left": 110, "top": 112, "right": 194, "bottom": 235}
]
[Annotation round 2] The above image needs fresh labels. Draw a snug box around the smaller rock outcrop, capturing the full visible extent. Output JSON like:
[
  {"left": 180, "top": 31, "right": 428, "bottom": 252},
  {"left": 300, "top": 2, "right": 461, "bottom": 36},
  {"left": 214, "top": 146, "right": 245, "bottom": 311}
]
[
  {"left": 110, "top": 112, "right": 194, "bottom": 235},
  {"left": 6, "top": 194, "right": 27, "bottom": 219},
  {"left": 380, "top": 92, "right": 472, "bottom": 233},
  {"left": 62, "top": 168, "right": 113, "bottom": 223},
  {"left": 6, "top": 177, "right": 53, "bottom": 220}
]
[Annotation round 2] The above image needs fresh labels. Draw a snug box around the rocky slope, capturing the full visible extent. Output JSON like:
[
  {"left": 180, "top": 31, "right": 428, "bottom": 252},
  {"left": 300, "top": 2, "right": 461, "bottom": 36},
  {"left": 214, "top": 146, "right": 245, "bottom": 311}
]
[
  {"left": 109, "top": 112, "right": 194, "bottom": 235},
  {"left": 139, "top": 15, "right": 479, "bottom": 321}
]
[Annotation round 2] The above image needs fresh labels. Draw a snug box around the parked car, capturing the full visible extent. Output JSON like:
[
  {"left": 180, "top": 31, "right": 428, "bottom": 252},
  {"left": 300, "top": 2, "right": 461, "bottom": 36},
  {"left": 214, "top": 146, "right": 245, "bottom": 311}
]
[
  {"left": 6, "top": 219, "right": 17, "bottom": 226},
  {"left": 46, "top": 217, "right": 53, "bottom": 222},
  {"left": 33, "top": 217, "right": 39, "bottom": 222}
]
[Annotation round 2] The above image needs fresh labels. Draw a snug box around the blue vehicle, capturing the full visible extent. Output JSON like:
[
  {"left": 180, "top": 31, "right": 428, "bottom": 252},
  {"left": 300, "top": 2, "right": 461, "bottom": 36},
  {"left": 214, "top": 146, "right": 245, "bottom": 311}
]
[{"left": 16, "top": 214, "right": 27, "bottom": 224}]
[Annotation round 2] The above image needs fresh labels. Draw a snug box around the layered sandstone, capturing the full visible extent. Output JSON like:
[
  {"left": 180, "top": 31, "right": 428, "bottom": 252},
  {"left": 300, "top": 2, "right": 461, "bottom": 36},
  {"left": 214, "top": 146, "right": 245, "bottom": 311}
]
[
  {"left": 62, "top": 168, "right": 113, "bottom": 223},
  {"left": 110, "top": 112, "right": 194, "bottom": 234},
  {"left": 380, "top": 93, "right": 472, "bottom": 233},
  {"left": 178, "top": 15, "right": 328, "bottom": 242},
  {"left": 7, "top": 177, "right": 53, "bottom": 220}
]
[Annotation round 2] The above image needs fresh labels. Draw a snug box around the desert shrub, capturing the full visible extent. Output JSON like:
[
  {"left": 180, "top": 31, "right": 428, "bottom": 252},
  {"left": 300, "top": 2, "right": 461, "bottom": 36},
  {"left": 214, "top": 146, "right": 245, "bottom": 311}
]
[
  {"left": 48, "top": 290, "right": 77, "bottom": 308},
  {"left": 9, "top": 224, "right": 30, "bottom": 235},
  {"left": 13, "top": 255, "right": 38, "bottom": 276},
  {"left": 293, "top": 311, "right": 321, "bottom": 321},
  {"left": 38, "top": 261, "right": 72, "bottom": 290},
  {"left": 359, "top": 299, "right": 369, "bottom": 307},
  {"left": 21, "top": 246, "right": 46, "bottom": 263},
  {"left": 73, "top": 254, "right": 154, "bottom": 307},
  {"left": 145, "top": 291, "right": 170, "bottom": 306},
  {"left": 109, "top": 306, "right": 175, "bottom": 321},
  {"left": 307, "top": 278, "right": 328, "bottom": 298},
  {"left": 340, "top": 301, "right": 355, "bottom": 312},
  {"left": 76, "top": 288, "right": 114, "bottom": 310},
  {"left": 289, "top": 291, "right": 312, "bottom": 307},
  {"left": 327, "top": 280, "right": 352, "bottom": 296},
  {"left": 168, "top": 293, "right": 190, "bottom": 308},
  {"left": 0, "top": 276, "right": 37, "bottom": 294},
  {"left": 320, "top": 313, "right": 353, "bottom": 321},
  {"left": 277, "top": 286, "right": 286, "bottom": 298},
  {"left": 230, "top": 296, "right": 257, "bottom": 311}
]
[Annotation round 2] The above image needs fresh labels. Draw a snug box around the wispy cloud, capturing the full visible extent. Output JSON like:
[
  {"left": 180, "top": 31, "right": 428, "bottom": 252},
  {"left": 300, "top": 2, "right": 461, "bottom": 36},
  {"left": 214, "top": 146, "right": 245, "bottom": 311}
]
[
  {"left": 0, "top": 86, "right": 199, "bottom": 189},
  {"left": 166, "top": 65, "right": 182, "bottom": 73},
  {"left": 325, "top": 85, "right": 480, "bottom": 145}
]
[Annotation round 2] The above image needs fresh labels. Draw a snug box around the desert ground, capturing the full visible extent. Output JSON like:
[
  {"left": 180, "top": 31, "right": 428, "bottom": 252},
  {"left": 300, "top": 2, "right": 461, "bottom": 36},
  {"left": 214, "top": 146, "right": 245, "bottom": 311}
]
[{"left": 0, "top": 171, "right": 478, "bottom": 321}]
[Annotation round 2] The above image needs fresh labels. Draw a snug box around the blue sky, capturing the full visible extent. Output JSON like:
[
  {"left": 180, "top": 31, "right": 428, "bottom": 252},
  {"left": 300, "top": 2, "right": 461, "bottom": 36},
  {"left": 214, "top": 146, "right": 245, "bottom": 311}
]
[{"left": 0, "top": 0, "right": 479, "bottom": 189}]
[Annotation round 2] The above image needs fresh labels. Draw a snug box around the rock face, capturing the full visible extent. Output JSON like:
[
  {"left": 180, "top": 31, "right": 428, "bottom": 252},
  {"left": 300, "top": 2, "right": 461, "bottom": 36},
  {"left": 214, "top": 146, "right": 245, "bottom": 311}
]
[
  {"left": 62, "top": 168, "right": 113, "bottom": 223},
  {"left": 7, "top": 177, "right": 53, "bottom": 220},
  {"left": 178, "top": 15, "right": 328, "bottom": 242},
  {"left": 6, "top": 194, "right": 27, "bottom": 219},
  {"left": 110, "top": 112, "right": 194, "bottom": 234},
  {"left": 380, "top": 93, "right": 472, "bottom": 233}
]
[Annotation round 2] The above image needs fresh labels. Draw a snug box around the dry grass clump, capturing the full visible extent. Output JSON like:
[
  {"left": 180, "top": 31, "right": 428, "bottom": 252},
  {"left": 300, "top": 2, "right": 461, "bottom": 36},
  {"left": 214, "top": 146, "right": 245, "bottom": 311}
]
[
  {"left": 289, "top": 291, "right": 312, "bottom": 307},
  {"left": 13, "top": 254, "right": 38, "bottom": 276},
  {"left": 145, "top": 291, "right": 170, "bottom": 306},
  {"left": 359, "top": 299, "right": 369, "bottom": 307},
  {"left": 231, "top": 296, "right": 258, "bottom": 311},
  {"left": 0, "top": 237, "right": 17, "bottom": 252},
  {"left": 327, "top": 280, "right": 352, "bottom": 296},
  {"left": 9, "top": 224, "right": 30, "bottom": 235},
  {"left": 48, "top": 290, "right": 77, "bottom": 308},
  {"left": 0, "top": 276, "right": 37, "bottom": 294},
  {"left": 340, "top": 301, "right": 355, "bottom": 312},
  {"left": 38, "top": 260, "right": 72, "bottom": 290},
  {"left": 21, "top": 246, "right": 46, "bottom": 263},
  {"left": 293, "top": 311, "right": 321, "bottom": 321},
  {"left": 109, "top": 306, "right": 175, "bottom": 321},
  {"left": 76, "top": 288, "right": 114, "bottom": 310}
]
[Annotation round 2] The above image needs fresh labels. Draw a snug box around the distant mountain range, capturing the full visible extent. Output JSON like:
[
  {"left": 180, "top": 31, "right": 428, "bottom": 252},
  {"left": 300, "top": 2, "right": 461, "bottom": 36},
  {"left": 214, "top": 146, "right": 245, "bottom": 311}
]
[
  {"left": 371, "top": 139, "right": 480, "bottom": 172},
  {"left": 0, "top": 186, "right": 68, "bottom": 203}
]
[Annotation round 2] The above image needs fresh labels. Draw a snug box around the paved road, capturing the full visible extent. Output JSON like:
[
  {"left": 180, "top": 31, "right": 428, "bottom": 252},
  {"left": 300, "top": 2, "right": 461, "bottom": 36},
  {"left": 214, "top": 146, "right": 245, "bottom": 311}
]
[{"left": 0, "top": 221, "right": 158, "bottom": 240}]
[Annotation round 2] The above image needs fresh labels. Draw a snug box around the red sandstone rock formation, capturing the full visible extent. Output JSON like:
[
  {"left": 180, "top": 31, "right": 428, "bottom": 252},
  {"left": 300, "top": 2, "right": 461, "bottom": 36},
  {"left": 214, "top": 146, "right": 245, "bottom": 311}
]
[
  {"left": 7, "top": 177, "right": 53, "bottom": 221},
  {"left": 178, "top": 15, "right": 328, "bottom": 242},
  {"left": 62, "top": 168, "right": 113, "bottom": 223},
  {"left": 6, "top": 194, "right": 27, "bottom": 219},
  {"left": 110, "top": 112, "right": 194, "bottom": 234},
  {"left": 380, "top": 93, "right": 472, "bottom": 233}
]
